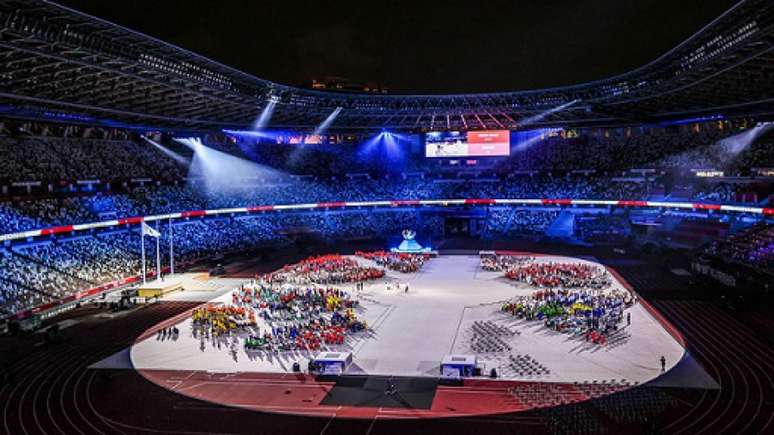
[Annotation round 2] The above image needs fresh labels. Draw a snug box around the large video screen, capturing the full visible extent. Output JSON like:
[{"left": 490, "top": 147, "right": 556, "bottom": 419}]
[{"left": 425, "top": 130, "right": 510, "bottom": 158}]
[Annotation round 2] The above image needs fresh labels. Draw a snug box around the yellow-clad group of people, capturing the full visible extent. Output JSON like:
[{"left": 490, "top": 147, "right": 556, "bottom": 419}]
[{"left": 192, "top": 304, "right": 257, "bottom": 336}]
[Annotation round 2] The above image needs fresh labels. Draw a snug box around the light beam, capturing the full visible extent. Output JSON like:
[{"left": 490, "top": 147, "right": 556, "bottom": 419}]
[
  {"left": 519, "top": 99, "right": 580, "bottom": 128},
  {"left": 142, "top": 136, "right": 191, "bottom": 166},
  {"left": 174, "top": 137, "right": 284, "bottom": 196},
  {"left": 313, "top": 107, "right": 343, "bottom": 136},
  {"left": 252, "top": 99, "right": 277, "bottom": 131}
]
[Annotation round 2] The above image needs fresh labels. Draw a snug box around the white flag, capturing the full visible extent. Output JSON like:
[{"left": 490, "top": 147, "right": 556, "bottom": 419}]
[{"left": 141, "top": 222, "right": 160, "bottom": 238}]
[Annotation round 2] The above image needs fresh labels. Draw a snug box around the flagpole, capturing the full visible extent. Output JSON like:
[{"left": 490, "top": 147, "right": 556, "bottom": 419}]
[
  {"left": 169, "top": 217, "right": 174, "bottom": 275},
  {"left": 141, "top": 227, "right": 146, "bottom": 285},
  {"left": 156, "top": 221, "right": 161, "bottom": 281}
]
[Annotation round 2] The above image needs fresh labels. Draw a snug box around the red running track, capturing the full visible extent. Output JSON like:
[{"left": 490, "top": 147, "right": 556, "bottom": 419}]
[
  {"left": 138, "top": 369, "right": 629, "bottom": 419},
  {"left": 3, "top": 269, "right": 773, "bottom": 433}
]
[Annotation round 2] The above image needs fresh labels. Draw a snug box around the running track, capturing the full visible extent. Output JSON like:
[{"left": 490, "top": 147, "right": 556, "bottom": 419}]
[{"left": 2, "top": 298, "right": 774, "bottom": 434}]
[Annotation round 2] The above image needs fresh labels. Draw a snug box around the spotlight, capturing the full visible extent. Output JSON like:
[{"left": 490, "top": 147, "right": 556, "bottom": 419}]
[
  {"left": 252, "top": 99, "right": 277, "bottom": 131},
  {"left": 519, "top": 99, "right": 580, "bottom": 128},
  {"left": 313, "top": 107, "right": 343, "bottom": 136},
  {"left": 222, "top": 129, "right": 276, "bottom": 140},
  {"left": 511, "top": 128, "right": 563, "bottom": 152},
  {"left": 718, "top": 123, "right": 772, "bottom": 157},
  {"left": 174, "top": 137, "right": 283, "bottom": 196},
  {"left": 142, "top": 137, "right": 190, "bottom": 166},
  {"left": 358, "top": 130, "right": 407, "bottom": 161}
]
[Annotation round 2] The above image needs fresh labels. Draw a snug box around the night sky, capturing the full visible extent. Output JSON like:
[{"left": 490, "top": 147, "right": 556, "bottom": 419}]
[{"left": 58, "top": 0, "right": 737, "bottom": 94}]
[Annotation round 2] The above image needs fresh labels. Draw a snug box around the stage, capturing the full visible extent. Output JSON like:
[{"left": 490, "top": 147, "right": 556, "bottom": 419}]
[
  {"left": 96, "top": 253, "right": 704, "bottom": 418},
  {"left": 135, "top": 273, "right": 240, "bottom": 299}
]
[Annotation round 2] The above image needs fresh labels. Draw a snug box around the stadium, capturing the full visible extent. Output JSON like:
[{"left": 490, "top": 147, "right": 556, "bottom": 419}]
[{"left": 0, "top": 0, "right": 773, "bottom": 434}]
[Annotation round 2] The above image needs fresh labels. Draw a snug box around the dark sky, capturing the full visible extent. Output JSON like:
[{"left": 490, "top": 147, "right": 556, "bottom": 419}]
[{"left": 58, "top": 0, "right": 737, "bottom": 94}]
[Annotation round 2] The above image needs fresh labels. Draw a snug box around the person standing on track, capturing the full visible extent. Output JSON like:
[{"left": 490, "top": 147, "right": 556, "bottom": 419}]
[{"left": 385, "top": 376, "right": 397, "bottom": 396}]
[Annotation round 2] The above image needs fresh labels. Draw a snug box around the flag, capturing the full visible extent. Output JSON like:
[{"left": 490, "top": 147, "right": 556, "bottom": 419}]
[{"left": 141, "top": 222, "right": 160, "bottom": 238}]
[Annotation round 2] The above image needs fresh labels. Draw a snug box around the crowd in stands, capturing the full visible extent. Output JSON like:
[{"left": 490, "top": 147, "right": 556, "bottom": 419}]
[
  {"left": 2, "top": 173, "right": 765, "bottom": 238},
  {"left": 702, "top": 223, "right": 774, "bottom": 273},
  {"left": 485, "top": 209, "right": 560, "bottom": 238},
  {"left": 495, "top": 125, "right": 772, "bottom": 174},
  {"left": 0, "top": 274, "right": 54, "bottom": 317},
  {"left": 0, "top": 202, "right": 43, "bottom": 233},
  {"left": 0, "top": 121, "right": 772, "bottom": 236},
  {"left": 0, "top": 177, "right": 647, "bottom": 234},
  {"left": 0, "top": 123, "right": 184, "bottom": 183},
  {"left": 1, "top": 120, "right": 772, "bottom": 317},
  {"left": 0, "top": 210, "right": 448, "bottom": 316},
  {"left": 692, "top": 184, "right": 732, "bottom": 203},
  {"left": 574, "top": 214, "right": 632, "bottom": 244}
]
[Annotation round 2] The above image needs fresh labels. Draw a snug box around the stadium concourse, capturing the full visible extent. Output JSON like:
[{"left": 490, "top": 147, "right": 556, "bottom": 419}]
[{"left": 1, "top": 0, "right": 774, "bottom": 434}]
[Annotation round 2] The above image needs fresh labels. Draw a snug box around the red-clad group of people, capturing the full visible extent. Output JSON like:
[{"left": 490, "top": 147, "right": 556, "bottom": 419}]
[
  {"left": 506, "top": 262, "right": 611, "bottom": 289},
  {"left": 479, "top": 254, "right": 535, "bottom": 272},
  {"left": 356, "top": 251, "right": 429, "bottom": 273},
  {"left": 262, "top": 254, "right": 385, "bottom": 285}
]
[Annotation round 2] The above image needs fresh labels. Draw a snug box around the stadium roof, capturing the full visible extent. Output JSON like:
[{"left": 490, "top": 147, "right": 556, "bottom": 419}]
[{"left": 0, "top": 0, "right": 772, "bottom": 131}]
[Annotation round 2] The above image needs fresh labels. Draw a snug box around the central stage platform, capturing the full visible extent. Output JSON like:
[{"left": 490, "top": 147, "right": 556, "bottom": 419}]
[
  {"left": 128, "top": 255, "right": 685, "bottom": 382},
  {"left": 105, "top": 253, "right": 701, "bottom": 419}
]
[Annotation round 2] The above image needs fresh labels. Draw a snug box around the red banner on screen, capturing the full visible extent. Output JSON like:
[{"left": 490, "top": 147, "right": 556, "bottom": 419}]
[{"left": 466, "top": 130, "right": 510, "bottom": 156}]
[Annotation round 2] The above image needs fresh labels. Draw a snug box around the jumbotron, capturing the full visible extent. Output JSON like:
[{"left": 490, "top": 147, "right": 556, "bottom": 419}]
[{"left": 0, "top": 1, "right": 772, "bottom": 434}]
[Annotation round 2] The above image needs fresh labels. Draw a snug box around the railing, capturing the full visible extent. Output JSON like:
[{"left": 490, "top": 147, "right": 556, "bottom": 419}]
[
  {"left": 1, "top": 198, "right": 771, "bottom": 243},
  {"left": 3, "top": 197, "right": 772, "bottom": 320}
]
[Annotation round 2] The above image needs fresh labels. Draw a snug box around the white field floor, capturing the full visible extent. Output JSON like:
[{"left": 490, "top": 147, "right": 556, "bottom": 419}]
[{"left": 127, "top": 255, "right": 685, "bottom": 384}]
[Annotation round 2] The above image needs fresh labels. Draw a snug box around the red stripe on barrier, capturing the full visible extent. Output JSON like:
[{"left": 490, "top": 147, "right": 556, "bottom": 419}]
[
  {"left": 618, "top": 200, "right": 648, "bottom": 207},
  {"left": 2, "top": 198, "right": 771, "bottom": 246},
  {"left": 60, "top": 294, "right": 77, "bottom": 304},
  {"left": 693, "top": 203, "right": 721, "bottom": 211},
  {"left": 541, "top": 199, "right": 572, "bottom": 205},
  {"left": 247, "top": 205, "right": 274, "bottom": 212},
  {"left": 465, "top": 198, "right": 495, "bottom": 205},
  {"left": 316, "top": 202, "right": 346, "bottom": 209},
  {"left": 118, "top": 216, "right": 144, "bottom": 225},
  {"left": 390, "top": 200, "right": 421, "bottom": 206},
  {"left": 28, "top": 301, "right": 59, "bottom": 315},
  {"left": 40, "top": 225, "right": 74, "bottom": 236},
  {"left": 182, "top": 210, "right": 207, "bottom": 218}
]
